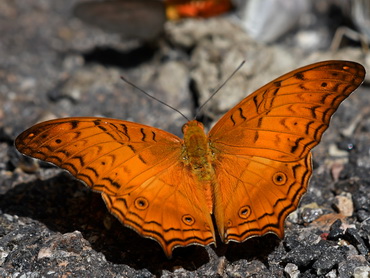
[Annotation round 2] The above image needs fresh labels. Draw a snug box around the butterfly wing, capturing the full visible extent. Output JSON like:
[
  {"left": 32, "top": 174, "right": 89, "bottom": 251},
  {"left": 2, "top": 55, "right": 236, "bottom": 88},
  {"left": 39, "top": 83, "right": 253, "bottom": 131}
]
[
  {"left": 15, "top": 117, "right": 215, "bottom": 257},
  {"left": 208, "top": 61, "right": 365, "bottom": 242}
]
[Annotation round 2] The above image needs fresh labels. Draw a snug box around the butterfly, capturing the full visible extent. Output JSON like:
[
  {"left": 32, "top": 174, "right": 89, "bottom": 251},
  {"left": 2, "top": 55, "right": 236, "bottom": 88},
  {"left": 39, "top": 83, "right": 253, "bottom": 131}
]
[
  {"left": 165, "top": 0, "right": 232, "bottom": 20},
  {"left": 73, "top": 0, "right": 232, "bottom": 41},
  {"left": 15, "top": 60, "right": 365, "bottom": 257}
]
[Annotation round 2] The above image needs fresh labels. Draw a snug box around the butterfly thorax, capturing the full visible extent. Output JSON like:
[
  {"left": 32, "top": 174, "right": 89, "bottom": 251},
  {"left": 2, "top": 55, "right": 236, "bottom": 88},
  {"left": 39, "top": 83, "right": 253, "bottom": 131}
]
[{"left": 182, "top": 120, "right": 215, "bottom": 212}]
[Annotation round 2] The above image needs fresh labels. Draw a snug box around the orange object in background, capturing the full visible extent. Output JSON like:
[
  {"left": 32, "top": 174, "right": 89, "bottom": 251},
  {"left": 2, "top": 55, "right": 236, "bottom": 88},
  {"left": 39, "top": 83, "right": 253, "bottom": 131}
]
[{"left": 165, "top": 0, "right": 233, "bottom": 20}]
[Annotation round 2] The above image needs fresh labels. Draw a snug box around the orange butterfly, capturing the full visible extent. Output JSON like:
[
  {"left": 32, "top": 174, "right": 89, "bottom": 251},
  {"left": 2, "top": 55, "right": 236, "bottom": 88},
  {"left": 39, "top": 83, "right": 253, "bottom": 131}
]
[
  {"left": 165, "top": 0, "right": 232, "bottom": 20},
  {"left": 15, "top": 61, "right": 365, "bottom": 257}
]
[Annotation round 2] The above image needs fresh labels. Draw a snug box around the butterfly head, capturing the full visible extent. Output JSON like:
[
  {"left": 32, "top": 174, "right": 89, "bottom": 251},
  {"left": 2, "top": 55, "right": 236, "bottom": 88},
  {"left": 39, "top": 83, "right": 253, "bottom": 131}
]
[{"left": 181, "top": 120, "right": 204, "bottom": 135}]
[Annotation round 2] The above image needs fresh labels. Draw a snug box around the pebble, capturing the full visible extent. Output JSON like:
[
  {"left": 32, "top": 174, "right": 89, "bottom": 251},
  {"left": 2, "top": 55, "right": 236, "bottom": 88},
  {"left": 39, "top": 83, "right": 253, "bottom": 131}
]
[
  {"left": 333, "top": 193, "right": 354, "bottom": 216},
  {"left": 284, "top": 263, "right": 300, "bottom": 278}
]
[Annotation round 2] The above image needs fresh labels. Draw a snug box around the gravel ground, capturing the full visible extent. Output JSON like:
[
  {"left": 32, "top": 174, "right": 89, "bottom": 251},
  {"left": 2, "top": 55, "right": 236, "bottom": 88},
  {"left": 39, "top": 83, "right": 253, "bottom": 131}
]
[{"left": 1, "top": 1, "right": 370, "bottom": 277}]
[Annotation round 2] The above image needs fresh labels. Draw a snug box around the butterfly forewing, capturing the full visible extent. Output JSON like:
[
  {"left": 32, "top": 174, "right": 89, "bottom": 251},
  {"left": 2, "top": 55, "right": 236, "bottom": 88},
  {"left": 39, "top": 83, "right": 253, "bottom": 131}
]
[
  {"left": 209, "top": 61, "right": 365, "bottom": 161},
  {"left": 209, "top": 61, "right": 365, "bottom": 242}
]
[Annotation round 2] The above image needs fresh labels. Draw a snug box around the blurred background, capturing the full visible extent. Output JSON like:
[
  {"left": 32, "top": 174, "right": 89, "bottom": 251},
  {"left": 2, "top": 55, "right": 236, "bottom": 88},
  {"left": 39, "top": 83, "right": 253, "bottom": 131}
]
[
  {"left": 1, "top": 0, "right": 370, "bottom": 277},
  {"left": 2, "top": 0, "right": 369, "bottom": 137}
]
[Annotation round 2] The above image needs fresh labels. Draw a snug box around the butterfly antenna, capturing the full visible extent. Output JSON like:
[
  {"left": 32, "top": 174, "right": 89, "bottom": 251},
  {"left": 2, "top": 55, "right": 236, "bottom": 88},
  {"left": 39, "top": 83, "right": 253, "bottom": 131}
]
[
  {"left": 194, "top": 60, "right": 245, "bottom": 119},
  {"left": 120, "top": 76, "right": 190, "bottom": 121}
]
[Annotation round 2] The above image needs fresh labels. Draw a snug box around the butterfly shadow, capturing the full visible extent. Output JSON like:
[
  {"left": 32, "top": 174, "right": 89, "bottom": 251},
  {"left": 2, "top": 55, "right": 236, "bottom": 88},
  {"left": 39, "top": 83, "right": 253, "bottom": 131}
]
[
  {"left": 218, "top": 235, "right": 281, "bottom": 263},
  {"left": 0, "top": 172, "right": 213, "bottom": 274}
]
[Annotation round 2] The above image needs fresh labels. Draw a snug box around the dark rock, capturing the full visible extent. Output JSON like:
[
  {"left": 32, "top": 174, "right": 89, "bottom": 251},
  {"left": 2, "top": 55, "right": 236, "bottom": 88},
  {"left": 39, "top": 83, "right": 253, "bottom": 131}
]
[
  {"left": 284, "top": 232, "right": 304, "bottom": 250},
  {"left": 327, "top": 219, "right": 344, "bottom": 240},
  {"left": 312, "top": 246, "right": 345, "bottom": 275},
  {"left": 0, "top": 127, "right": 13, "bottom": 144},
  {"left": 356, "top": 209, "right": 370, "bottom": 222},
  {"left": 352, "top": 184, "right": 370, "bottom": 214},
  {"left": 344, "top": 228, "right": 369, "bottom": 255},
  {"left": 359, "top": 219, "right": 370, "bottom": 247},
  {"left": 283, "top": 245, "right": 322, "bottom": 267},
  {"left": 338, "top": 255, "right": 369, "bottom": 278},
  {"left": 333, "top": 179, "right": 361, "bottom": 195},
  {"left": 223, "top": 260, "right": 274, "bottom": 277}
]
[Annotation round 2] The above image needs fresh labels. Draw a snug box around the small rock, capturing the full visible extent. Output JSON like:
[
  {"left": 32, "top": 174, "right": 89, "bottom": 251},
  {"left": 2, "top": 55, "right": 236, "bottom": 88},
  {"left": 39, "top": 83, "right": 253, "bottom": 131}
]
[
  {"left": 283, "top": 245, "right": 321, "bottom": 267},
  {"left": 0, "top": 247, "right": 9, "bottom": 266},
  {"left": 301, "top": 207, "right": 324, "bottom": 223},
  {"left": 356, "top": 209, "right": 370, "bottom": 222},
  {"left": 312, "top": 246, "right": 344, "bottom": 275},
  {"left": 352, "top": 185, "right": 370, "bottom": 217},
  {"left": 284, "top": 232, "right": 303, "bottom": 250},
  {"left": 325, "top": 269, "right": 337, "bottom": 277},
  {"left": 344, "top": 228, "right": 369, "bottom": 255},
  {"left": 328, "top": 143, "right": 349, "bottom": 158},
  {"left": 37, "top": 231, "right": 89, "bottom": 260},
  {"left": 327, "top": 219, "right": 344, "bottom": 240},
  {"left": 353, "top": 266, "right": 370, "bottom": 278},
  {"left": 0, "top": 127, "right": 13, "bottom": 144},
  {"left": 284, "top": 263, "right": 300, "bottom": 278},
  {"left": 330, "top": 161, "right": 345, "bottom": 182},
  {"left": 338, "top": 255, "right": 369, "bottom": 278},
  {"left": 333, "top": 193, "right": 354, "bottom": 216}
]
